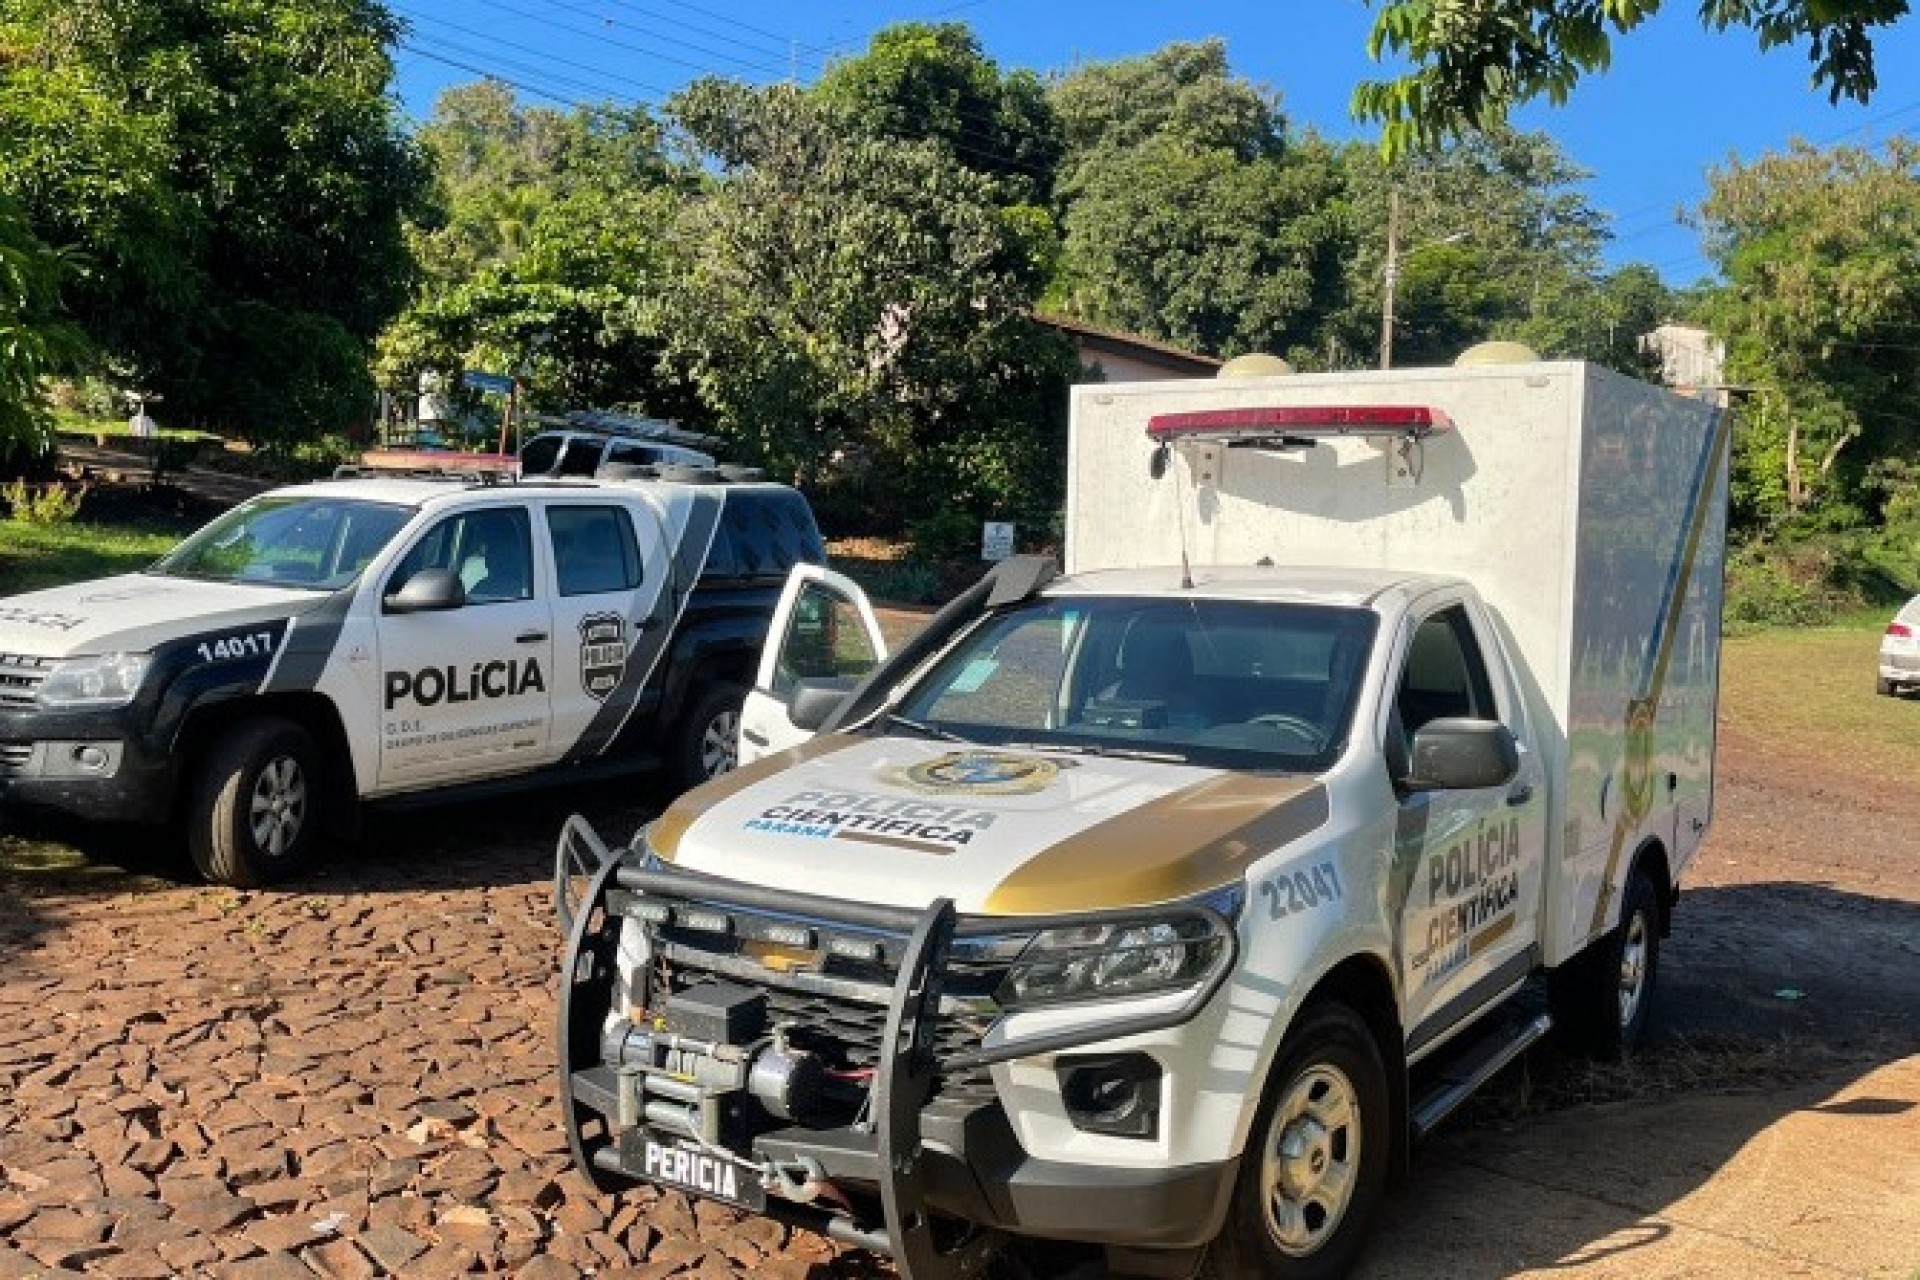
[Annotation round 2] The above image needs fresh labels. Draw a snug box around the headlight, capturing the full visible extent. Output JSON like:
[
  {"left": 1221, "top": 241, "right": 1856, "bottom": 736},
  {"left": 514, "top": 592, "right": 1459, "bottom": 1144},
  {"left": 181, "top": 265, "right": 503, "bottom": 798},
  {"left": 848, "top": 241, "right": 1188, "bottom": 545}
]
[
  {"left": 36, "top": 653, "right": 153, "bottom": 708},
  {"left": 995, "top": 911, "right": 1232, "bottom": 1009}
]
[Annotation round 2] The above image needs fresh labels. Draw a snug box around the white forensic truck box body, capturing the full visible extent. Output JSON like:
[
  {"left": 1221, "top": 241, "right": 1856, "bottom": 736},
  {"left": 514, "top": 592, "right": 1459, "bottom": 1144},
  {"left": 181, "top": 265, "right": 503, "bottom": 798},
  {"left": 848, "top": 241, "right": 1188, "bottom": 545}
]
[
  {"left": 1068, "top": 361, "right": 1727, "bottom": 974},
  {"left": 553, "top": 358, "right": 1730, "bottom": 1280}
]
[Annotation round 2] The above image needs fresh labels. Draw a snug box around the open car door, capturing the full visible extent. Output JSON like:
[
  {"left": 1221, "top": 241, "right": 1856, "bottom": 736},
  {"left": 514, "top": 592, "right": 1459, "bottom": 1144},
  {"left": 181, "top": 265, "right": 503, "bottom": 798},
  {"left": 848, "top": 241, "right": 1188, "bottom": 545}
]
[{"left": 739, "top": 564, "right": 888, "bottom": 765}]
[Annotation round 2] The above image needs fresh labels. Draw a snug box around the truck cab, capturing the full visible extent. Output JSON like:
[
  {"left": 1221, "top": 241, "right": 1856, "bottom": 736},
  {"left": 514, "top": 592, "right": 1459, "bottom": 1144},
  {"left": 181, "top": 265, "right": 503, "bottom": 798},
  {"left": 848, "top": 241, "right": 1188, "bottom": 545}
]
[{"left": 555, "top": 357, "right": 1729, "bottom": 1278}]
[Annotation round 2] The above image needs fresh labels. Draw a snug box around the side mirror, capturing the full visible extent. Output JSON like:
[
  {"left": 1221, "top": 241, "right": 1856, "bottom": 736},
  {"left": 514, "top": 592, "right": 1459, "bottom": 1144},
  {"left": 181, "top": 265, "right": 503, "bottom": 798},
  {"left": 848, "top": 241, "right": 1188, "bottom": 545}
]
[
  {"left": 788, "top": 678, "right": 854, "bottom": 732},
  {"left": 384, "top": 567, "right": 466, "bottom": 614},
  {"left": 1399, "top": 718, "right": 1519, "bottom": 792}
]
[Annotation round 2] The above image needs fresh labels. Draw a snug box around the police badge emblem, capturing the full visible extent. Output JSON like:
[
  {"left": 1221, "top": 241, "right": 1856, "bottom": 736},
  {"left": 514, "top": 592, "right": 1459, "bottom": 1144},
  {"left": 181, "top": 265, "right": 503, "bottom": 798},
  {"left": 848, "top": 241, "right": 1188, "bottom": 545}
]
[{"left": 578, "top": 613, "right": 628, "bottom": 701}]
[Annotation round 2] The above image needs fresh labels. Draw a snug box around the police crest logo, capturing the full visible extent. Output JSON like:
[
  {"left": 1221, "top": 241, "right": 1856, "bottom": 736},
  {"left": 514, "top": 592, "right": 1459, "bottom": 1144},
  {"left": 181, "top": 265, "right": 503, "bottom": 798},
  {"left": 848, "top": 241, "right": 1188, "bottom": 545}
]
[
  {"left": 885, "top": 749, "right": 1063, "bottom": 796},
  {"left": 578, "top": 613, "right": 628, "bottom": 701}
]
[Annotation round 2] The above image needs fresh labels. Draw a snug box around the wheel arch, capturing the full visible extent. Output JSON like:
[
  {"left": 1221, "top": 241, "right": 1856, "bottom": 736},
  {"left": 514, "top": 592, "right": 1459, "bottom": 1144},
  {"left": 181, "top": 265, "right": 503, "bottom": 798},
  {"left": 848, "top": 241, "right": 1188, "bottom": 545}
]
[
  {"left": 1239, "top": 951, "right": 1409, "bottom": 1183},
  {"left": 173, "top": 694, "right": 361, "bottom": 838},
  {"left": 1628, "top": 837, "right": 1674, "bottom": 936},
  {"left": 1299, "top": 953, "right": 1410, "bottom": 1181}
]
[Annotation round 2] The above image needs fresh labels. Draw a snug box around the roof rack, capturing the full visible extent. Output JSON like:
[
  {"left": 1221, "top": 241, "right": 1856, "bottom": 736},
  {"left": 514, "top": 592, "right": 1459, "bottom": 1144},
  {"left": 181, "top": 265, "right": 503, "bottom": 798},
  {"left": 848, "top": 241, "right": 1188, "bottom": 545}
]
[
  {"left": 331, "top": 463, "right": 514, "bottom": 485},
  {"left": 536, "top": 409, "right": 721, "bottom": 449}
]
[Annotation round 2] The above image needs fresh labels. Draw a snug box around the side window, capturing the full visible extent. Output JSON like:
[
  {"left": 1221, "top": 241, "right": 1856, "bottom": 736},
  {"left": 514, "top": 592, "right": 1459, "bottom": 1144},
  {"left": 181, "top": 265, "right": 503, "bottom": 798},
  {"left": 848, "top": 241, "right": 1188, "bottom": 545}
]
[
  {"left": 606, "top": 441, "right": 661, "bottom": 467},
  {"left": 555, "top": 438, "right": 604, "bottom": 477},
  {"left": 1395, "top": 605, "right": 1497, "bottom": 739},
  {"left": 549, "top": 505, "right": 642, "bottom": 596},
  {"left": 387, "top": 508, "right": 533, "bottom": 606},
  {"left": 773, "top": 584, "right": 879, "bottom": 697}
]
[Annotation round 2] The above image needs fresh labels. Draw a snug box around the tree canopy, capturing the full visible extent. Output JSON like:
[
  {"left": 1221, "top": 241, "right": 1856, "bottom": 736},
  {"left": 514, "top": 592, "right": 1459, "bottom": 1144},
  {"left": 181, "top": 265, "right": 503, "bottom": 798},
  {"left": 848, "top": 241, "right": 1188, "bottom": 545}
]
[
  {"left": 0, "top": 0, "right": 430, "bottom": 443},
  {"left": 657, "top": 80, "right": 1074, "bottom": 527},
  {"left": 1696, "top": 139, "right": 1920, "bottom": 539},
  {"left": 376, "top": 83, "right": 697, "bottom": 425},
  {"left": 1355, "top": 0, "right": 1909, "bottom": 157}
]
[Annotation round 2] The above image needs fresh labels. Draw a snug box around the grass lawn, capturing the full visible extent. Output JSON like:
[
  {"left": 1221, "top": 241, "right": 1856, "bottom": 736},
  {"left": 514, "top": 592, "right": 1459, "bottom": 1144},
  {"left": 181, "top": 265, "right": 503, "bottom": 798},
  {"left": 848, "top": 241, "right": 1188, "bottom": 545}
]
[
  {"left": 1720, "top": 625, "right": 1920, "bottom": 789},
  {"left": 0, "top": 519, "right": 180, "bottom": 595}
]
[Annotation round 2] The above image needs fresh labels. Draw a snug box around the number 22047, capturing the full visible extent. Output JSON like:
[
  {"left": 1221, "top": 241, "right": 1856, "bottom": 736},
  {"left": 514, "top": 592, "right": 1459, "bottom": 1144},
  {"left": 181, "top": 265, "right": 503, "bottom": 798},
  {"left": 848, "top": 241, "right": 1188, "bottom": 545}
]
[{"left": 1258, "top": 862, "right": 1343, "bottom": 921}]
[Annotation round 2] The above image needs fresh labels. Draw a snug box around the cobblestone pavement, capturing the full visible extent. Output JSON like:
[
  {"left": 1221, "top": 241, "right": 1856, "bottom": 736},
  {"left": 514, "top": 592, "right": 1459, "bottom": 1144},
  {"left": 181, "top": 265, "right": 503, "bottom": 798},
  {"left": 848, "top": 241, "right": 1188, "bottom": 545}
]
[
  {"left": 4, "top": 655, "right": 1917, "bottom": 1278},
  {"left": 0, "top": 788, "right": 877, "bottom": 1279}
]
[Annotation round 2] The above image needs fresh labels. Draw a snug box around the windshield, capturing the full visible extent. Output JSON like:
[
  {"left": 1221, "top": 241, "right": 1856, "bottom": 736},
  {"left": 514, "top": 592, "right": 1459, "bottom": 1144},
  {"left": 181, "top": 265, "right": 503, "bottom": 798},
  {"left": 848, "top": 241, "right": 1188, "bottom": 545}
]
[
  {"left": 893, "top": 596, "right": 1378, "bottom": 771},
  {"left": 151, "top": 495, "right": 415, "bottom": 590}
]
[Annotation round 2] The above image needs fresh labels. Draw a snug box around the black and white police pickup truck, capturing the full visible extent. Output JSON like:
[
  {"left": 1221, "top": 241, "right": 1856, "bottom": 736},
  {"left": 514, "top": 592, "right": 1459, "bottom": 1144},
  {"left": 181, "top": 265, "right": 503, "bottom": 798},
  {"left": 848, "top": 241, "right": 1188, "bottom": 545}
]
[{"left": 0, "top": 470, "right": 823, "bottom": 886}]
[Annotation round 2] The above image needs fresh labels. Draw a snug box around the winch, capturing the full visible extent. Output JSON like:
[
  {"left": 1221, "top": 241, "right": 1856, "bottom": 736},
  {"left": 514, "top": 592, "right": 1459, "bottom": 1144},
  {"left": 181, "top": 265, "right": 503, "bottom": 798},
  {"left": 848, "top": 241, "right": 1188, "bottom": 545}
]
[{"left": 600, "top": 981, "right": 833, "bottom": 1145}]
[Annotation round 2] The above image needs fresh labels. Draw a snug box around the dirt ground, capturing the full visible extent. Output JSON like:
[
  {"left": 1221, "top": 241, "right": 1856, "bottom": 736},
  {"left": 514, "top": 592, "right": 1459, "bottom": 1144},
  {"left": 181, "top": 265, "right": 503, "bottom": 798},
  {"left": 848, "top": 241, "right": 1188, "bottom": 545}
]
[{"left": 2, "top": 678, "right": 1917, "bottom": 1277}]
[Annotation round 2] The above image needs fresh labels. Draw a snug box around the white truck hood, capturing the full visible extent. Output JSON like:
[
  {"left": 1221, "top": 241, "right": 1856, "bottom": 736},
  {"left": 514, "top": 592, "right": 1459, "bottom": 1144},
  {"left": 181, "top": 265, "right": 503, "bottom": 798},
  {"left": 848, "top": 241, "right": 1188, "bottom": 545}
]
[
  {"left": 648, "top": 736, "right": 1329, "bottom": 915},
  {"left": 0, "top": 574, "right": 329, "bottom": 657}
]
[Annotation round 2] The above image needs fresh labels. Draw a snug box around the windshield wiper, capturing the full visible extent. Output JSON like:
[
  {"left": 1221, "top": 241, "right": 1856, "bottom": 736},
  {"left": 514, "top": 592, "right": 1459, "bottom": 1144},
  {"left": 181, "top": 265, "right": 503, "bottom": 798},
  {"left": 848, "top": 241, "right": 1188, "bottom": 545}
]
[
  {"left": 1004, "top": 741, "right": 1191, "bottom": 764},
  {"left": 886, "top": 713, "right": 973, "bottom": 743}
]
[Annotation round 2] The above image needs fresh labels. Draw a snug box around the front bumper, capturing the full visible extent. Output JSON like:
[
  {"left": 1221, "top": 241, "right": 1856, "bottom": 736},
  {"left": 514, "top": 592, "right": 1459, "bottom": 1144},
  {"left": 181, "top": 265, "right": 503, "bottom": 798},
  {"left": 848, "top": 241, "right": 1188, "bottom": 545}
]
[
  {"left": 0, "top": 705, "right": 175, "bottom": 825},
  {"left": 555, "top": 821, "right": 1241, "bottom": 1274}
]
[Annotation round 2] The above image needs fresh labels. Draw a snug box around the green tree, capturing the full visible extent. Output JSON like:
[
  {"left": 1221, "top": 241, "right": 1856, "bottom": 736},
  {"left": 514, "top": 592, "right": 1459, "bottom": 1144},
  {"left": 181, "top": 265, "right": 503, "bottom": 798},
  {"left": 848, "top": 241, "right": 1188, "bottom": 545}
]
[
  {"left": 1320, "top": 129, "right": 1632, "bottom": 369},
  {"left": 1046, "top": 42, "right": 1350, "bottom": 360},
  {"left": 378, "top": 83, "right": 695, "bottom": 423},
  {"left": 1051, "top": 39, "right": 1286, "bottom": 173},
  {"left": 1055, "top": 134, "right": 1349, "bottom": 360},
  {"left": 0, "top": 0, "right": 431, "bottom": 441},
  {"left": 0, "top": 197, "right": 84, "bottom": 457},
  {"left": 815, "top": 23, "right": 1063, "bottom": 201},
  {"left": 1696, "top": 139, "right": 1920, "bottom": 528},
  {"left": 658, "top": 81, "right": 1074, "bottom": 527},
  {"left": 1355, "top": 0, "right": 1907, "bottom": 157}
]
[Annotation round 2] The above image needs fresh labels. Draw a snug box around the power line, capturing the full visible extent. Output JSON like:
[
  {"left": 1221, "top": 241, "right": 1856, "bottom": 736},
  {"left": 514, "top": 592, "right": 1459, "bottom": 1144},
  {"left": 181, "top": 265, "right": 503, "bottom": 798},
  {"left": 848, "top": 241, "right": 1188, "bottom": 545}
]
[
  {"left": 398, "top": 30, "right": 663, "bottom": 109},
  {"left": 398, "top": 40, "right": 602, "bottom": 110},
  {"left": 535, "top": 0, "right": 795, "bottom": 80}
]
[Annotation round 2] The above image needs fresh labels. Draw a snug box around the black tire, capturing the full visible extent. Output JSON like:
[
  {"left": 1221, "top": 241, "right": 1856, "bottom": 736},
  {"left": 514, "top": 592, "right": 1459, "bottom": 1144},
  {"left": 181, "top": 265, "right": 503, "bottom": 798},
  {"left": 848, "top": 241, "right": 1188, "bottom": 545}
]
[
  {"left": 1204, "top": 1001, "right": 1390, "bottom": 1280},
  {"left": 1876, "top": 675, "right": 1895, "bottom": 697},
  {"left": 186, "top": 717, "right": 322, "bottom": 887},
  {"left": 1550, "top": 865, "right": 1663, "bottom": 1060},
  {"left": 674, "top": 682, "right": 745, "bottom": 791}
]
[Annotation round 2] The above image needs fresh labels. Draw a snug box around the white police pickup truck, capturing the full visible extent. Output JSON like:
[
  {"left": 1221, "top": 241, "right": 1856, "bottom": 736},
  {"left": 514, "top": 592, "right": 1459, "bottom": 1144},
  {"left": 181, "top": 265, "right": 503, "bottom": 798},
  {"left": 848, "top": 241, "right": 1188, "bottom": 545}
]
[
  {"left": 0, "top": 471, "right": 823, "bottom": 885},
  {"left": 555, "top": 355, "right": 1729, "bottom": 1279}
]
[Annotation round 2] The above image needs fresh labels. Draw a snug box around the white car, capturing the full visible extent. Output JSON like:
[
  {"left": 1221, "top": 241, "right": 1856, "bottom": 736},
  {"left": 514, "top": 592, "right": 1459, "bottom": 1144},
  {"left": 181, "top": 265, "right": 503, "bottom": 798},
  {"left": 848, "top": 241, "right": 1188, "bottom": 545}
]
[{"left": 1878, "top": 596, "right": 1920, "bottom": 696}]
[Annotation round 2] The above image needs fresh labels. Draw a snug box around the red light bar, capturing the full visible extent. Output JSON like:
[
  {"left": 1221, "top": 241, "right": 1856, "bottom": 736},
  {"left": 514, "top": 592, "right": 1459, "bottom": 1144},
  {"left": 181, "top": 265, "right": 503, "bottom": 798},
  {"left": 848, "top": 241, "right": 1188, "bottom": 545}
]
[
  {"left": 1147, "top": 405, "right": 1453, "bottom": 442},
  {"left": 1889, "top": 622, "right": 1913, "bottom": 639}
]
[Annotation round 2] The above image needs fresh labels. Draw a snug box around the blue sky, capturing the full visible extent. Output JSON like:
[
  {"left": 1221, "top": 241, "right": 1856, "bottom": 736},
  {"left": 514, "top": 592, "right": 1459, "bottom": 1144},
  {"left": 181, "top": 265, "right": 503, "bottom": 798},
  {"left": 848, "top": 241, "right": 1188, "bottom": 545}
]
[{"left": 389, "top": 0, "right": 1920, "bottom": 285}]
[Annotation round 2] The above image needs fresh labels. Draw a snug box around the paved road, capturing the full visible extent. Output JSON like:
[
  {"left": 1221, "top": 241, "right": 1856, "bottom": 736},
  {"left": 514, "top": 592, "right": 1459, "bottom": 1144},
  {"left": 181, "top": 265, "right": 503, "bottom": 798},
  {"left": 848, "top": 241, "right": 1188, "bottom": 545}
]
[{"left": 58, "top": 441, "right": 274, "bottom": 510}]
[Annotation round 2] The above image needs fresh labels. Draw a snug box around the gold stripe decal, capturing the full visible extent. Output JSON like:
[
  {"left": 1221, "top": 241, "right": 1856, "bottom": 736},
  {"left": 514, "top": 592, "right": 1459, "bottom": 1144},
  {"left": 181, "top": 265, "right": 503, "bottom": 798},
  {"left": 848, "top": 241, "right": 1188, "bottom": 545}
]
[
  {"left": 1590, "top": 405, "right": 1732, "bottom": 933},
  {"left": 983, "top": 775, "right": 1330, "bottom": 915},
  {"left": 648, "top": 734, "right": 862, "bottom": 862}
]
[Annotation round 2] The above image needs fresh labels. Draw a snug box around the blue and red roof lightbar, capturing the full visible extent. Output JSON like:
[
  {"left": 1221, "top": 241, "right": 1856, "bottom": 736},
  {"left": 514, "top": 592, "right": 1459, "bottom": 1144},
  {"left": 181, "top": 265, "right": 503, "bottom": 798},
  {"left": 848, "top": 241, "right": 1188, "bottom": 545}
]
[{"left": 1147, "top": 405, "right": 1453, "bottom": 443}]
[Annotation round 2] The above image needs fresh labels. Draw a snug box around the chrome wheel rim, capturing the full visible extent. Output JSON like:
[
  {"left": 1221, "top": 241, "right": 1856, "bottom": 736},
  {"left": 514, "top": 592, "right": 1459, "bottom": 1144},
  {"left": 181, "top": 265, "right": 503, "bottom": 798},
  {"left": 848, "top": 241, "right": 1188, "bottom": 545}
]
[
  {"left": 1618, "top": 907, "right": 1651, "bottom": 1031},
  {"left": 699, "top": 708, "right": 739, "bottom": 778},
  {"left": 248, "top": 755, "right": 307, "bottom": 858},
  {"left": 1260, "top": 1063, "right": 1362, "bottom": 1257}
]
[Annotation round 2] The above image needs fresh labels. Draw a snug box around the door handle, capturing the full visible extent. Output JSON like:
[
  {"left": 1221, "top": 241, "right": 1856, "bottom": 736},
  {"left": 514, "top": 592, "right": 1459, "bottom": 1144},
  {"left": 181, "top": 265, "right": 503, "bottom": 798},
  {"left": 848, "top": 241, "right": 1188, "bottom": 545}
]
[
  {"left": 741, "top": 728, "right": 769, "bottom": 747},
  {"left": 515, "top": 630, "right": 548, "bottom": 644},
  {"left": 1506, "top": 782, "right": 1534, "bottom": 807}
]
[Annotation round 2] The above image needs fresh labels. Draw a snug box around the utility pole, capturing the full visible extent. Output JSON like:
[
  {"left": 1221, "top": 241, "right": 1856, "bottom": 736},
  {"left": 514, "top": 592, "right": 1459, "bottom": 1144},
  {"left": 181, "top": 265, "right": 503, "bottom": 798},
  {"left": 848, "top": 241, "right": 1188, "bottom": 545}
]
[
  {"left": 1380, "top": 191, "right": 1402, "bottom": 370},
  {"left": 1380, "top": 191, "right": 1467, "bottom": 371}
]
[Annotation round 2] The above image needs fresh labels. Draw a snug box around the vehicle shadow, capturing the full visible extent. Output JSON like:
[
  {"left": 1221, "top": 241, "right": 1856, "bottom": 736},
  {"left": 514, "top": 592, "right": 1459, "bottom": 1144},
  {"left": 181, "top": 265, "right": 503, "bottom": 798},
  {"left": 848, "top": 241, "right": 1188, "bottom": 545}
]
[{"left": 1353, "top": 879, "right": 1920, "bottom": 1278}]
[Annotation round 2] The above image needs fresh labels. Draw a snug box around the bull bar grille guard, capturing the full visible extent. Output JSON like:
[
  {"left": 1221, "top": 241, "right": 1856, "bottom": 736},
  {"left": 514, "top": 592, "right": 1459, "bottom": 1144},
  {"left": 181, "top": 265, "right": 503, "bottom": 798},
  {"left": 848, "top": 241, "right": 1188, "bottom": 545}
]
[{"left": 555, "top": 816, "right": 1238, "bottom": 1278}]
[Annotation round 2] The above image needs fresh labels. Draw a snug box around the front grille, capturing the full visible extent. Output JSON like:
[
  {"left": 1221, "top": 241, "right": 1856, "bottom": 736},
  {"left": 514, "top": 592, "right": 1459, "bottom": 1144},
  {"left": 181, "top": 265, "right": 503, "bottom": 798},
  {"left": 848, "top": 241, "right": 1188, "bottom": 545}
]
[
  {"left": 0, "top": 654, "right": 55, "bottom": 707},
  {"left": 0, "top": 741, "right": 33, "bottom": 773}
]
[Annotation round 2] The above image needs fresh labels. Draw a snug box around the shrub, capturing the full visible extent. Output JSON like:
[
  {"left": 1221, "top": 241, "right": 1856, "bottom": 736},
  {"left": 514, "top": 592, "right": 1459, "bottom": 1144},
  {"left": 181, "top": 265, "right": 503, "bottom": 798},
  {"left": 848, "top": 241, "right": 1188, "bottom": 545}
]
[
  {"left": 2, "top": 478, "right": 87, "bottom": 525},
  {"left": 908, "top": 509, "right": 981, "bottom": 563},
  {"left": 862, "top": 559, "right": 945, "bottom": 605}
]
